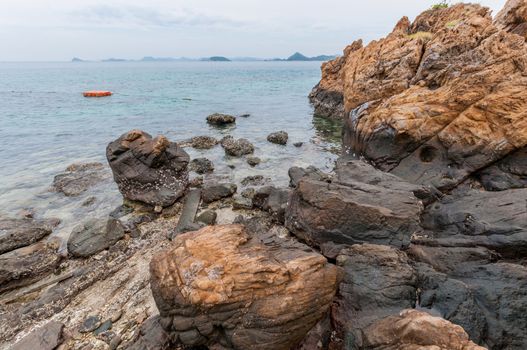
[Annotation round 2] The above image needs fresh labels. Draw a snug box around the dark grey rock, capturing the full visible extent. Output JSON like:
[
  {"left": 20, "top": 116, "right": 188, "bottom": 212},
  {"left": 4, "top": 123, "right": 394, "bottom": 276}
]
[
  {"left": 247, "top": 156, "right": 261, "bottom": 167},
  {"left": 79, "top": 315, "right": 102, "bottom": 333},
  {"left": 241, "top": 188, "right": 256, "bottom": 199},
  {"left": 232, "top": 197, "right": 253, "bottom": 210},
  {"left": 267, "top": 131, "right": 288, "bottom": 145},
  {"left": 202, "top": 183, "right": 237, "bottom": 203},
  {"left": 67, "top": 217, "right": 125, "bottom": 258},
  {"left": 293, "top": 142, "right": 303, "bottom": 147},
  {"left": 173, "top": 189, "right": 202, "bottom": 237},
  {"left": 252, "top": 186, "right": 290, "bottom": 223},
  {"left": 221, "top": 137, "right": 254, "bottom": 157},
  {"left": 52, "top": 162, "right": 107, "bottom": 197},
  {"left": 106, "top": 130, "right": 190, "bottom": 207},
  {"left": 241, "top": 175, "right": 268, "bottom": 187},
  {"left": 309, "top": 84, "right": 344, "bottom": 120},
  {"left": 196, "top": 210, "right": 217, "bottom": 226},
  {"left": 125, "top": 316, "right": 171, "bottom": 350},
  {"left": 0, "top": 216, "right": 60, "bottom": 254},
  {"left": 206, "top": 113, "right": 236, "bottom": 126},
  {"left": 238, "top": 113, "right": 251, "bottom": 118},
  {"left": 288, "top": 166, "right": 330, "bottom": 188},
  {"left": 11, "top": 321, "right": 64, "bottom": 350},
  {"left": 332, "top": 244, "right": 417, "bottom": 349},
  {"left": 94, "top": 319, "right": 112, "bottom": 335},
  {"left": 477, "top": 146, "right": 527, "bottom": 190},
  {"left": 189, "top": 158, "right": 214, "bottom": 174}
]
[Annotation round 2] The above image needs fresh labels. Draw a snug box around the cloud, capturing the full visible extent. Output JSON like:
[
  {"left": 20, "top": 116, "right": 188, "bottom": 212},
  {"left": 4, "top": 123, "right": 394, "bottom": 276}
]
[{"left": 71, "top": 4, "right": 246, "bottom": 29}]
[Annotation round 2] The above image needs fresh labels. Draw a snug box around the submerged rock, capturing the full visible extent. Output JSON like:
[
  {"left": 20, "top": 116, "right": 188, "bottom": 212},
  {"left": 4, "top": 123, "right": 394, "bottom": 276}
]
[
  {"left": 189, "top": 157, "right": 214, "bottom": 174},
  {"left": 221, "top": 137, "right": 254, "bottom": 156},
  {"left": 188, "top": 135, "right": 219, "bottom": 149},
  {"left": 106, "top": 129, "right": 190, "bottom": 207},
  {"left": 150, "top": 224, "right": 339, "bottom": 349},
  {"left": 52, "top": 162, "right": 107, "bottom": 197},
  {"left": 0, "top": 216, "right": 60, "bottom": 254},
  {"left": 67, "top": 217, "right": 125, "bottom": 258},
  {"left": 267, "top": 131, "right": 288, "bottom": 145},
  {"left": 246, "top": 156, "right": 261, "bottom": 167},
  {"left": 206, "top": 113, "right": 236, "bottom": 126}
]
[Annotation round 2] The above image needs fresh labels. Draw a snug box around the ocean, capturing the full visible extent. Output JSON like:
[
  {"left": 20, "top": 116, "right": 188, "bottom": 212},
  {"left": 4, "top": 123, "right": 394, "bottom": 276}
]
[{"left": 0, "top": 61, "right": 341, "bottom": 240}]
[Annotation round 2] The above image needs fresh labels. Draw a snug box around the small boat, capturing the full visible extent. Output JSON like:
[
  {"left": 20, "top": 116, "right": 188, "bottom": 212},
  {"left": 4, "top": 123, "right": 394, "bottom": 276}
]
[{"left": 83, "top": 91, "right": 112, "bottom": 97}]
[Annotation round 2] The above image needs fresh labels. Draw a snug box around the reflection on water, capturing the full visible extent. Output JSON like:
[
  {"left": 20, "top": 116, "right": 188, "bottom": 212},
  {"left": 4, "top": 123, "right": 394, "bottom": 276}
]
[{"left": 312, "top": 115, "right": 343, "bottom": 154}]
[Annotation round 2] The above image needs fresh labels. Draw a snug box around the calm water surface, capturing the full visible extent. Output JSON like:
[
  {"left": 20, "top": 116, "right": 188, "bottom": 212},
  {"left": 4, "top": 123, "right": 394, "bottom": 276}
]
[{"left": 0, "top": 61, "right": 340, "bottom": 239}]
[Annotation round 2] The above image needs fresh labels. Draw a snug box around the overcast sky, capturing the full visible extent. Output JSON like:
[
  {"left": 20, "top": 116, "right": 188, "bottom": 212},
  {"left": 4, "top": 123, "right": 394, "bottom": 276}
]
[{"left": 0, "top": 0, "right": 505, "bottom": 61}]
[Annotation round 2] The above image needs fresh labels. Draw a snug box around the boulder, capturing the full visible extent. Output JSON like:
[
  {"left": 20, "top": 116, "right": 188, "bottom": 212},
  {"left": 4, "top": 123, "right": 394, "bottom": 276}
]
[
  {"left": 252, "top": 186, "right": 291, "bottom": 223},
  {"left": 12, "top": 321, "right": 64, "bottom": 350},
  {"left": 285, "top": 160, "right": 424, "bottom": 249},
  {"left": 150, "top": 224, "right": 340, "bottom": 350},
  {"left": 267, "top": 131, "right": 288, "bottom": 145},
  {"left": 106, "top": 130, "right": 190, "bottom": 207},
  {"left": 363, "top": 310, "right": 485, "bottom": 350},
  {"left": 221, "top": 137, "right": 254, "bottom": 156},
  {"left": 0, "top": 239, "right": 61, "bottom": 293},
  {"left": 332, "top": 244, "right": 417, "bottom": 348},
  {"left": 246, "top": 156, "right": 261, "bottom": 167},
  {"left": 314, "top": 3, "right": 527, "bottom": 191},
  {"left": 201, "top": 183, "right": 237, "bottom": 203},
  {"left": 288, "top": 166, "right": 330, "bottom": 188},
  {"left": 189, "top": 157, "right": 214, "bottom": 174},
  {"left": 0, "top": 216, "right": 60, "bottom": 254},
  {"left": 67, "top": 217, "right": 125, "bottom": 258},
  {"left": 52, "top": 162, "right": 108, "bottom": 196},
  {"left": 206, "top": 113, "right": 236, "bottom": 126}
]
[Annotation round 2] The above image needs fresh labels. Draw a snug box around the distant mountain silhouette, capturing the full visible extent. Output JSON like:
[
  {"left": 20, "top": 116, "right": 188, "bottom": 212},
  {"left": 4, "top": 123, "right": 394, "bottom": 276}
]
[{"left": 286, "top": 52, "right": 336, "bottom": 61}]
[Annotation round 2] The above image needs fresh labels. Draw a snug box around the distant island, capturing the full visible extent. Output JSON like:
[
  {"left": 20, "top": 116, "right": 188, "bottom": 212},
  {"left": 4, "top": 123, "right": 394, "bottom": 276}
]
[{"left": 71, "top": 52, "right": 336, "bottom": 63}]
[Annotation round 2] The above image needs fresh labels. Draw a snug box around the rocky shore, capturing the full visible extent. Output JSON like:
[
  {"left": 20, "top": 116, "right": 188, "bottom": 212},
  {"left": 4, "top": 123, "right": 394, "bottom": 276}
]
[{"left": 1, "top": 1, "right": 527, "bottom": 349}]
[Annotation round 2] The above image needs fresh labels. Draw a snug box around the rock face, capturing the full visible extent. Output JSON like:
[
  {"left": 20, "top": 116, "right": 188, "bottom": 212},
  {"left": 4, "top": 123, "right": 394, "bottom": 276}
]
[
  {"left": 67, "top": 217, "right": 125, "bottom": 258},
  {"left": 313, "top": 2, "right": 527, "bottom": 191},
  {"left": 363, "top": 310, "right": 486, "bottom": 350},
  {"left": 106, "top": 130, "right": 190, "bottom": 207},
  {"left": 52, "top": 162, "right": 107, "bottom": 196},
  {"left": 0, "top": 216, "right": 60, "bottom": 254},
  {"left": 150, "top": 224, "right": 339, "bottom": 350},
  {"left": 495, "top": 0, "right": 527, "bottom": 38},
  {"left": 285, "top": 159, "right": 425, "bottom": 249}
]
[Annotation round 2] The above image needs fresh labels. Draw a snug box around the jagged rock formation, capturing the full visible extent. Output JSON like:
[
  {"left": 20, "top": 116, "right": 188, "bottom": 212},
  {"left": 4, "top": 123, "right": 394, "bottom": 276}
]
[
  {"left": 106, "top": 129, "right": 190, "bottom": 207},
  {"left": 312, "top": 2, "right": 527, "bottom": 192},
  {"left": 150, "top": 224, "right": 339, "bottom": 349}
]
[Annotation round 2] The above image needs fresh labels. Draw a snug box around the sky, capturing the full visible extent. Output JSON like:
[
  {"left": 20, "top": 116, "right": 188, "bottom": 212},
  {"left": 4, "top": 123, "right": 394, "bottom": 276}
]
[{"left": 0, "top": 0, "right": 505, "bottom": 61}]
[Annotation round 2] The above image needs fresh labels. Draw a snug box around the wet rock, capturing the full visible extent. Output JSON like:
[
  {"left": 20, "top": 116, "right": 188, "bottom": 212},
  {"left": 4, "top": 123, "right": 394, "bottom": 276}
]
[
  {"left": 82, "top": 196, "right": 97, "bottom": 206},
  {"left": 201, "top": 183, "right": 237, "bottom": 203},
  {"left": 206, "top": 113, "right": 236, "bottom": 126},
  {"left": 79, "top": 315, "right": 102, "bottom": 333},
  {"left": 363, "top": 310, "right": 485, "bottom": 350},
  {"left": 252, "top": 186, "right": 290, "bottom": 223},
  {"left": 288, "top": 166, "right": 330, "bottom": 188},
  {"left": 293, "top": 142, "right": 303, "bottom": 147},
  {"left": 332, "top": 244, "right": 417, "bottom": 349},
  {"left": 238, "top": 113, "right": 251, "bottom": 118},
  {"left": 173, "top": 189, "right": 202, "bottom": 237},
  {"left": 189, "top": 176, "right": 204, "bottom": 188},
  {"left": 189, "top": 157, "right": 214, "bottom": 174},
  {"left": 188, "top": 135, "right": 219, "bottom": 149},
  {"left": 11, "top": 321, "right": 64, "bottom": 350},
  {"left": 0, "top": 216, "right": 60, "bottom": 254},
  {"left": 52, "top": 162, "right": 107, "bottom": 197},
  {"left": 241, "top": 188, "right": 256, "bottom": 199},
  {"left": 0, "top": 239, "right": 61, "bottom": 293},
  {"left": 232, "top": 196, "right": 253, "bottom": 210},
  {"left": 246, "top": 156, "right": 261, "bottom": 167},
  {"left": 285, "top": 160, "right": 423, "bottom": 249},
  {"left": 241, "top": 175, "right": 268, "bottom": 187},
  {"left": 221, "top": 137, "right": 254, "bottom": 156},
  {"left": 267, "top": 131, "right": 288, "bottom": 145},
  {"left": 195, "top": 210, "right": 217, "bottom": 225},
  {"left": 106, "top": 129, "right": 190, "bottom": 207},
  {"left": 150, "top": 224, "right": 340, "bottom": 350},
  {"left": 67, "top": 217, "right": 125, "bottom": 258}
]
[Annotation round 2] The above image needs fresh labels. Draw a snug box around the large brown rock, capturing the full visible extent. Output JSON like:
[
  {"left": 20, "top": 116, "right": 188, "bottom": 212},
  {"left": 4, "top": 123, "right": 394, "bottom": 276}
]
[
  {"left": 106, "top": 129, "right": 190, "bottom": 207},
  {"left": 363, "top": 309, "right": 485, "bottom": 350},
  {"left": 495, "top": 0, "right": 527, "bottom": 38},
  {"left": 314, "top": 3, "right": 527, "bottom": 191},
  {"left": 150, "top": 224, "right": 340, "bottom": 350}
]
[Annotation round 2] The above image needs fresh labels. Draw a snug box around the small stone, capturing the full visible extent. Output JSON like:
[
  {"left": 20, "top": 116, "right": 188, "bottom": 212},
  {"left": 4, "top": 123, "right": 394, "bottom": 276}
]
[
  {"left": 228, "top": 164, "right": 236, "bottom": 169},
  {"left": 196, "top": 210, "right": 217, "bottom": 225},
  {"left": 154, "top": 205, "right": 163, "bottom": 213},
  {"left": 189, "top": 135, "right": 218, "bottom": 149},
  {"left": 110, "top": 310, "right": 123, "bottom": 323},
  {"left": 233, "top": 197, "right": 253, "bottom": 210},
  {"left": 94, "top": 320, "right": 112, "bottom": 335},
  {"left": 206, "top": 113, "right": 236, "bottom": 126},
  {"left": 267, "top": 131, "right": 288, "bottom": 145},
  {"left": 79, "top": 315, "right": 101, "bottom": 333},
  {"left": 241, "top": 188, "right": 256, "bottom": 199},
  {"left": 189, "top": 176, "right": 204, "bottom": 188},
  {"left": 222, "top": 137, "right": 254, "bottom": 157},
  {"left": 239, "top": 113, "right": 251, "bottom": 118},
  {"left": 293, "top": 142, "right": 303, "bottom": 147},
  {"left": 189, "top": 158, "right": 214, "bottom": 174},
  {"left": 82, "top": 196, "right": 96, "bottom": 206},
  {"left": 202, "top": 183, "right": 237, "bottom": 203},
  {"left": 247, "top": 156, "right": 261, "bottom": 167},
  {"left": 109, "top": 335, "right": 122, "bottom": 350}
]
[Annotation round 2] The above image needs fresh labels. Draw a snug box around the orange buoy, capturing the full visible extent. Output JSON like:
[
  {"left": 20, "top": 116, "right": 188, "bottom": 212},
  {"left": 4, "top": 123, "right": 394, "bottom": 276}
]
[{"left": 83, "top": 91, "right": 112, "bottom": 97}]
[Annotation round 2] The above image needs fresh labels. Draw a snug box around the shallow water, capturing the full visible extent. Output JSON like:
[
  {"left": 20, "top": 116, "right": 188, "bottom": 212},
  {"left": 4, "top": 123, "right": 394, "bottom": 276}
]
[{"left": 0, "top": 61, "right": 341, "bottom": 239}]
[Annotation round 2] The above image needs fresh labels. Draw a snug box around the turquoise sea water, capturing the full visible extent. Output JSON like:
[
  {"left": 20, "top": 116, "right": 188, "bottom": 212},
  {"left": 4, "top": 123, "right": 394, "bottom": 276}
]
[{"left": 0, "top": 61, "right": 340, "bottom": 239}]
